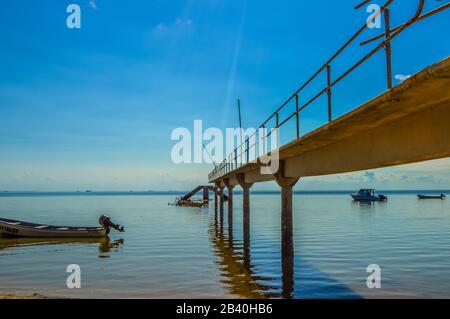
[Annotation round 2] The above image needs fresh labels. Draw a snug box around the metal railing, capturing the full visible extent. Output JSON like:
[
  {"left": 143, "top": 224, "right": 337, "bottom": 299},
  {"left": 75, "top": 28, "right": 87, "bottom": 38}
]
[{"left": 209, "top": 0, "right": 449, "bottom": 182}]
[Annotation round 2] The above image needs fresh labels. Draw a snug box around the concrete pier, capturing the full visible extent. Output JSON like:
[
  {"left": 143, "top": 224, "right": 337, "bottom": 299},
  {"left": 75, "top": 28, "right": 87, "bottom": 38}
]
[
  {"left": 203, "top": 2, "right": 450, "bottom": 295},
  {"left": 207, "top": 58, "right": 450, "bottom": 283}
]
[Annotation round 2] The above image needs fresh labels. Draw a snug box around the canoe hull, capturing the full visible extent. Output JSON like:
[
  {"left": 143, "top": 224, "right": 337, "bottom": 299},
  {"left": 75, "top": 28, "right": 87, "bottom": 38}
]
[{"left": 0, "top": 218, "right": 107, "bottom": 238}]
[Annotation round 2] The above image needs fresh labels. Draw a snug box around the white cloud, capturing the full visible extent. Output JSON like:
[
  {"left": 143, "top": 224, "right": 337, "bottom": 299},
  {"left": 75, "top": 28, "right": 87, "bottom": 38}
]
[
  {"left": 88, "top": 0, "right": 98, "bottom": 10},
  {"left": 153, "top": 18, "right": 193, "bottom": 35},
  {"left": 154, "top": 22, "right": 168, "bottom": 33},
  {"left": 175, "top": 18, "right": 193, "bottom": 27},
  {"left": 395, "top": 74, "right": 411, "bottom": 82},
  {"left": 362, "top": 171, "right": 377, "bottom": 182}
]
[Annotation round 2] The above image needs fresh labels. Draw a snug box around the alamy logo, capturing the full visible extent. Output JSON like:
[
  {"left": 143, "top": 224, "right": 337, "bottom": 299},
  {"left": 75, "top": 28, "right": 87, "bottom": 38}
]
[
  {"left": 366, "top": 4, "right": 382, "bottom": 29},
  {"left": 66, "top": 4, "right": 81, "bottom": 29},
  {"left": 170, "top": 120, "right": 280, "bottom": 174},
  {"left": 66, "top": 264, "right": 81, "bottom": 289},
  {"left": 366, "top": 264, "right": 381, "bottom": 289}
]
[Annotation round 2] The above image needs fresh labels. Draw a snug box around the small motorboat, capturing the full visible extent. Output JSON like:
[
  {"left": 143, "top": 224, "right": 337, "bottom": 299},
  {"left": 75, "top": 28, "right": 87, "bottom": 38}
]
[
  {"left": 0, "top": 215, "right": 124, "bottom": 238},
  {"left": 351, "top": 189, "right": 387, "bottom": 202},
  {"left": 417, "top": 194, "right": 446, "bottom": 200}
]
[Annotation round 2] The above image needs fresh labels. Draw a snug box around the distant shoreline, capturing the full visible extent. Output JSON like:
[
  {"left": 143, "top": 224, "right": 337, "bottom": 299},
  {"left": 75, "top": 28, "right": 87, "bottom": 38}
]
[{"left": 0, "top": 190, "right": 449, "bottom": 197}]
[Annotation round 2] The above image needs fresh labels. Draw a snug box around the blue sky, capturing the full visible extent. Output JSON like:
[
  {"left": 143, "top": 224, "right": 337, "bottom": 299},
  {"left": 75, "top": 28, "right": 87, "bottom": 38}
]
[{"left": 0, "top": 0, "right": 449, "bottom": 191}]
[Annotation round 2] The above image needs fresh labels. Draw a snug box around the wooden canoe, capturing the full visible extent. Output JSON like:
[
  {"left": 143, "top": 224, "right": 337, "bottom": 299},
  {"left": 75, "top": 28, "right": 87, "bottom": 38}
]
[{"left": 0, "top": 217, "right": 107, "bottom": 238}]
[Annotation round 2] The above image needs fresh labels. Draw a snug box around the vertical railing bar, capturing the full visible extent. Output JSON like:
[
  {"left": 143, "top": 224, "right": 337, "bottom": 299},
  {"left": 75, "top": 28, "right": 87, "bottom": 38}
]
[
  {"left": 262, "top": 125, "right": 266, "bottom": 155},
  {"left": 327, "top": 64, "right": 332, "bottom": 122},
  {"left": 246, "top": 139, "right": 250, "bottom": 164},
  {"left": 295, "top": 94, "right": 300, "bottom": 139},
  {"left": 384, "top": 8, "right": 393, "bottom": 89}
]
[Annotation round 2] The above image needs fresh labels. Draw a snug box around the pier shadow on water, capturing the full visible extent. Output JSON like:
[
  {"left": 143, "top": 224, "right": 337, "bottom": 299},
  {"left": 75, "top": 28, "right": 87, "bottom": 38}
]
[
  {"left": 0, "top": 236, "right": 124, "bottom": 259},
  {"left": 209, "top": 217, "right": 361, "bottom": 299}
]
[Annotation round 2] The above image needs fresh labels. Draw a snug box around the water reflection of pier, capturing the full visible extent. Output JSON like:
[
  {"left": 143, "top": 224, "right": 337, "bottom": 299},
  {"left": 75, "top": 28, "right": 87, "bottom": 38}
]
[{"left": 209, "top": 216, "right": 293, "bottom": 298}]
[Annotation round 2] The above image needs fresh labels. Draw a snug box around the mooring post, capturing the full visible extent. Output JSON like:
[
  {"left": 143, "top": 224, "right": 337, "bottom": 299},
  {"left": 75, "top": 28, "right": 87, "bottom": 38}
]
[
  {"left": 223, "top": 178, "right": 235, "bottom": 235},
  {"left": 236, "top": 173, "right": 253, "bottom": 249},
  {"left": 273, "top": 161, "right": 299, "bottom": 297}
]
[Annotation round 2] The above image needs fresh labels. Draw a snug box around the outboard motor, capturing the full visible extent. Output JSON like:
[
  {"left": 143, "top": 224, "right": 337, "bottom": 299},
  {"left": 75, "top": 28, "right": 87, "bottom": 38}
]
[{"left": 99, "top": 215, "right": 125, "bottom": 235}]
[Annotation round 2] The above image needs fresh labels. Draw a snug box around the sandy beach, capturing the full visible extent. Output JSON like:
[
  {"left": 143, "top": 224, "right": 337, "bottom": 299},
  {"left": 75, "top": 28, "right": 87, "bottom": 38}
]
[{"left": 0, "top": 293, "right": 47, "bottom": 299}]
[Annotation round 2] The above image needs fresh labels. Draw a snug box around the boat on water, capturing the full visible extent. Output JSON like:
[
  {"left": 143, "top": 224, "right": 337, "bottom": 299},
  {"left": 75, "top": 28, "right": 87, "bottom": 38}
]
[
  {"left": 417, "top": 194, "right": 446, "bottom": 199},
  {"left": 351, "top": 189, "right": 387, "bottom": 202},
  {"left": 171, "top": 198, "right": 208, "bottom": 207},
  {"left": 0, "top": 215, "right": 124, "bottom": 238}
]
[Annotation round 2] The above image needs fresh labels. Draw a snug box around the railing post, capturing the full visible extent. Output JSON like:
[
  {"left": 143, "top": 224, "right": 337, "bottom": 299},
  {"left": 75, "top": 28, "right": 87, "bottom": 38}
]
[
  {"left": 262, "top": 125, "right": 266, "bottom": 155},
  {"left": 240, "top": 144, "right": 243, "bottom": 166},
  {"left": 384, "top": 8, "right": 393, "bottom": 89},
  {"left": 246, "top": 139, "right": 250, "bottom": 163},
  {"left": 255, "top": 131, "right": 258, "bottom": 159},
  {"left": 295, "top": 94, "right": 300, "bottom": 139},
  {"left": 327, "top": 64, "right": 332, "bottom": 122},
  {"left": 276, "top": 112, "right": 279, "bottom": 128}
]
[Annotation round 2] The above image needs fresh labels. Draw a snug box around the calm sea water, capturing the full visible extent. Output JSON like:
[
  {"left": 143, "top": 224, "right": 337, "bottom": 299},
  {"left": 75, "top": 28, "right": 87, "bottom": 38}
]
[{"left": 0, "top": 191, "right": 449, "bottom": 299}]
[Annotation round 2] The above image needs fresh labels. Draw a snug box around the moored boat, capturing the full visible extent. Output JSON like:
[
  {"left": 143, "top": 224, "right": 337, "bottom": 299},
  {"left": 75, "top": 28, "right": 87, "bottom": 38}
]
[
  {"left": 417, "top": 194, "right": 446, "bottom": 199},
  {"left": 351, "top": 189, "right": 387, "bottom": 202},
  {"left": 175, "top": 199, "right": 208, "bottom": 207},
  {"left": 0, "top": 215, "right": 124, "bottom": 238}
]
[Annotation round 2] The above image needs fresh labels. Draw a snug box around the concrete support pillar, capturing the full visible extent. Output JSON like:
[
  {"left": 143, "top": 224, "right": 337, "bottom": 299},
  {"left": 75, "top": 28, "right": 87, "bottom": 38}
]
[
  {"left": 203, "top": 187, "right": 209, "bottom": 202},
  {"left": 273, "top": 161, "right": 299, "bottom": 298},
  {"left": 236, "top": 174, "right": 253, "bottom": 250},
  {"left": 280, "top": 184, "right": 295, "bottom": 258},
  {"left": 218, "top": 184, "right": 225, "bottom": 227},
  {"left": 213, "top": 185, "right": 218, "bottom": 220},
  {"left": 223, "top": 179, "right": 235, "bottom": 238},
  {"left": 273, "top": 161, "right": 299, "bottom": 259}
]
